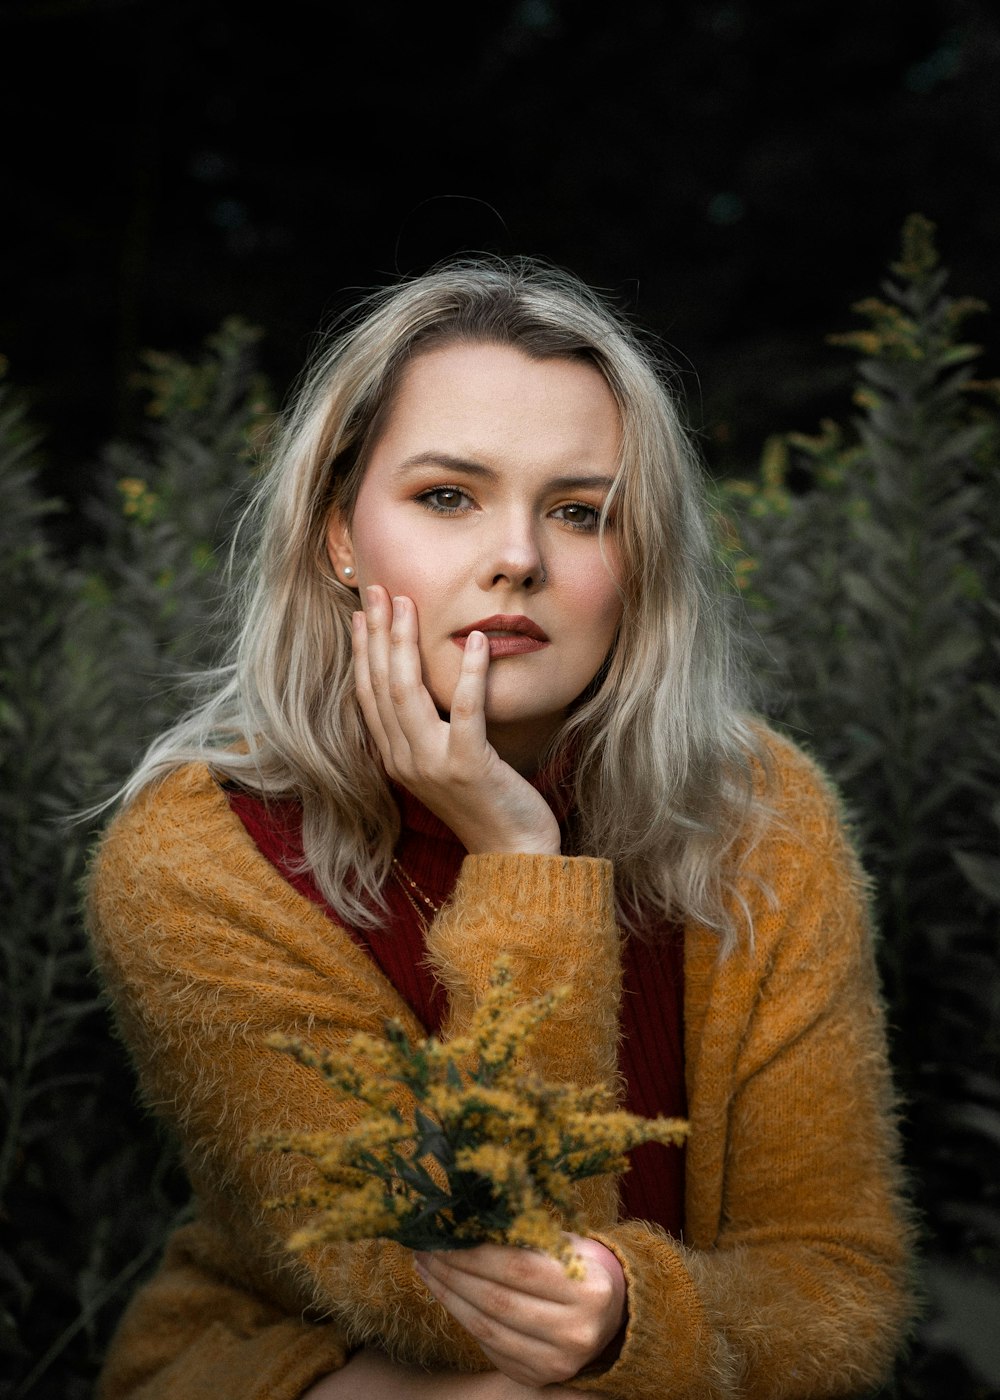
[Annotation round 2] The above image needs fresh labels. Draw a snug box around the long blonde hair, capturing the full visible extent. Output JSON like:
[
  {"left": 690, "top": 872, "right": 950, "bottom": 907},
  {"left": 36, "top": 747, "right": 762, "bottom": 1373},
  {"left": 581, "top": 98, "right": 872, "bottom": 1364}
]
[{"left": 120, "top": 256, "right": 765, "bottom": 947}]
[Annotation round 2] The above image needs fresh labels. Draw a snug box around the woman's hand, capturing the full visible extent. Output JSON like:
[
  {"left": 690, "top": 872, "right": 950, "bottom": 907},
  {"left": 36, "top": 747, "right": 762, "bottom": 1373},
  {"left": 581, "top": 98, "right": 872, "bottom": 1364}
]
[
  {"left": 353, "top": 587, "right": 561, "bottom": 855},
  {"left": 412, "top": 1236, "right": 627, "bottom": 1388}
]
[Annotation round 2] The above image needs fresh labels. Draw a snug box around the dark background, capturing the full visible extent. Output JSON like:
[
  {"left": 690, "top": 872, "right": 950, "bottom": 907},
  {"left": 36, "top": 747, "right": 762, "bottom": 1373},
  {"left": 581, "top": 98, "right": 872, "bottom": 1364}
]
[{"left": 2, "top": 0, "right": 999, "bottom": 513}]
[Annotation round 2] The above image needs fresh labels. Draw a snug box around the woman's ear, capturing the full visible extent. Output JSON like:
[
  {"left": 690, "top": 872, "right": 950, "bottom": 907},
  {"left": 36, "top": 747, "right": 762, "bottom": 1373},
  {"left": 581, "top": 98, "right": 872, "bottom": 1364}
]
[{"left": 325, "top": 510, "right": 360, "bottom": 589}]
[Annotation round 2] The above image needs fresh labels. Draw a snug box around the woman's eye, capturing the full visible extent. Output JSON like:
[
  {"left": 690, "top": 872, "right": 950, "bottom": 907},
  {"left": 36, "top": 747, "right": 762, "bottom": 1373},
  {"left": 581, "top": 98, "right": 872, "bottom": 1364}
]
[
  {"left": 417, "top": 486, "right": 472, "bottom": 514},
  {"left": 553, "top": 502, "right": 600, "bottom": 531}
]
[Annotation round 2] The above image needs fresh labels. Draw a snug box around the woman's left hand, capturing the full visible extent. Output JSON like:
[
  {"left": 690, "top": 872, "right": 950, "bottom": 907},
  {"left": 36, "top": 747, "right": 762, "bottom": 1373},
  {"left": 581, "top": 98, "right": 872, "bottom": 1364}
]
[{"left": 413, "top": 1235, "right": 627, "bottom": 1388}]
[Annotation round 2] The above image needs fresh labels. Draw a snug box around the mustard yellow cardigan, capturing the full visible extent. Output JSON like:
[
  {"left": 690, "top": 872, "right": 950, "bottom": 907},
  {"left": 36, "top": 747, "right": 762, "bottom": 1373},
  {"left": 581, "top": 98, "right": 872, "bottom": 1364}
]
[{"left": 86, "top": 728, "right": 913, "bottom": 1399}]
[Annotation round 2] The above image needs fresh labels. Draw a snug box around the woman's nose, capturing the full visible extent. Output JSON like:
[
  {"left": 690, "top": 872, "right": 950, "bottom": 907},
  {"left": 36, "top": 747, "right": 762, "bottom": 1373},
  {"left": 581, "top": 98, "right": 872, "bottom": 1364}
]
[{"left": 479, "top": 514, "right": 547, "bottom": 591}]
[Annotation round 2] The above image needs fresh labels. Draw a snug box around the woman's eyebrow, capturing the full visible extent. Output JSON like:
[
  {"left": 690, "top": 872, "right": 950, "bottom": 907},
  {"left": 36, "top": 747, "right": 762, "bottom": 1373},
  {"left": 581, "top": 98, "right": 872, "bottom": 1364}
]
[
  {"left": 396, "top": 453, "right": 615, "bottom": 493},
  {"left": 396, "top": 452, "right": 497, "bottom": 479},
  {"left": 546, "top": 474, "right": 616, "bottom": 493}
]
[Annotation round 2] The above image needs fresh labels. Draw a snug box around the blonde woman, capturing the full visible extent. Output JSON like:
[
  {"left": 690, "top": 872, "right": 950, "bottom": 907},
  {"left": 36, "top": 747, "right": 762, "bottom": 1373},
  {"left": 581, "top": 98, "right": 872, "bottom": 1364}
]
[{"left": 87, "top": 259, "right": 913, "bottom": 1399}]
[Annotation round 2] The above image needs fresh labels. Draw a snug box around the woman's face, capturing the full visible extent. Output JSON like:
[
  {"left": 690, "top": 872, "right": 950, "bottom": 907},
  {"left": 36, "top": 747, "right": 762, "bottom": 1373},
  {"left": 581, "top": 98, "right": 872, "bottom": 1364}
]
[{"left": 326, "top": 341, "right": 624, "bottom": 769}]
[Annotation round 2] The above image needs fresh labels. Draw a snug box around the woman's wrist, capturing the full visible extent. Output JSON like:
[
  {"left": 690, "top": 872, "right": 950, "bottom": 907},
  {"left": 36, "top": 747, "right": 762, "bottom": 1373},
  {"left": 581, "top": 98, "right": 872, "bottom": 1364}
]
[
  {"left": 462, "top": 830, "right": 562, "bottom": 856},
  {"left": 446, "top": 800, "right": 562, "bottom": 857}
]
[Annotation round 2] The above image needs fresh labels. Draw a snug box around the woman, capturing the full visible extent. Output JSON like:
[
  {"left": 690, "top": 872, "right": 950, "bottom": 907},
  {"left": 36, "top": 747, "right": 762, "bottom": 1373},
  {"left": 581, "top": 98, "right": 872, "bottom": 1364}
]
[{"left": 87, "top": 257, "right": 913, "bottom": 1399}]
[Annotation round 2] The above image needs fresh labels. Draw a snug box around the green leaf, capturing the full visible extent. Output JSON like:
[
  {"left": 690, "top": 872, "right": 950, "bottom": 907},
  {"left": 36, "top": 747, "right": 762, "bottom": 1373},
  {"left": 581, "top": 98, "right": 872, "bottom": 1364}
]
[
  {"left": 953, "top": 851, "right": 1000, "bottom": 905},
  {"left": 413, "top": 1108, "right": 451, "bottom": 1164},
  {"left": 393, "top": 1156, "right": 446, "bottom": 1197}
]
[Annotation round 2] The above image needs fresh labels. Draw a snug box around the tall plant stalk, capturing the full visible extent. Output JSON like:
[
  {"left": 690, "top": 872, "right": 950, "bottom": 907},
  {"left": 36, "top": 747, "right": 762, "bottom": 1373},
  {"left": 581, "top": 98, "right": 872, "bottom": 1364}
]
[{"left": 724, "top": 214, "right": 1000, "bottom": 1396}]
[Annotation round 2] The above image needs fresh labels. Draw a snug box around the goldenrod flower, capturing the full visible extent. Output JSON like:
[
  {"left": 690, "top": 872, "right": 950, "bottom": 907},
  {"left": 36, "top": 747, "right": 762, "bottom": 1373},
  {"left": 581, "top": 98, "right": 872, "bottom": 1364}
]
[
  {"left": 117, "top": 477, "right": 159, "bottom": 524},
  {"left": 257, "top": 958, "right": 689, "bottom": 1276}
]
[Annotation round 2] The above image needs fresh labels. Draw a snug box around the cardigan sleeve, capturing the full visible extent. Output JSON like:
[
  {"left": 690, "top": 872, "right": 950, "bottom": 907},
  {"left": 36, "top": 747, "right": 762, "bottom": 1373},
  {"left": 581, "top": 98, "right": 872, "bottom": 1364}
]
[
  {"left": 571, "top": 736, "right": 915, "bottom": 1400},
  {"left": 86, "top": 764, "right": 624, "bottom": 1398}
]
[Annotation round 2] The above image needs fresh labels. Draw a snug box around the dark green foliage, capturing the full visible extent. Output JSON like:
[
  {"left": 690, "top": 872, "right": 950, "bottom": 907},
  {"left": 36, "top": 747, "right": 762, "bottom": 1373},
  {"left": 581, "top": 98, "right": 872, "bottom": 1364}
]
[
  {"left": 722, "top": 215, "right": 1000, "bottom": 1395},
  {"left": 0, "top": 324, "right": 269, "bottom": 1397},
  {"left": 75, "top": 319, "right": 272, "bottom": 777},
  {"left": 1, "top": 229, "right": 997, "bottom": 1395}
]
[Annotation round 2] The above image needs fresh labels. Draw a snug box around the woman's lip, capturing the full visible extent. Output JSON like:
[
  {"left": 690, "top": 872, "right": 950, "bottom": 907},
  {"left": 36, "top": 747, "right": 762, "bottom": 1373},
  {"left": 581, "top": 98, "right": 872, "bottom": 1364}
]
[
  {"left": 451, "top": 614, "right": 549, "bottom": 642},
  {"left": 453, "top": 634, "right": 549, "bottom": 658}
]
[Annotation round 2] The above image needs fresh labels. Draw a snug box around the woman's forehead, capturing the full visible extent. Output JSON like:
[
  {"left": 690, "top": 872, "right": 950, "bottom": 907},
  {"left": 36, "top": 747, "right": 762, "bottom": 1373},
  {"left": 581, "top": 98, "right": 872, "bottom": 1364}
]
[{"left": 367, "top": 342, "right": 622, "bottom": 477}]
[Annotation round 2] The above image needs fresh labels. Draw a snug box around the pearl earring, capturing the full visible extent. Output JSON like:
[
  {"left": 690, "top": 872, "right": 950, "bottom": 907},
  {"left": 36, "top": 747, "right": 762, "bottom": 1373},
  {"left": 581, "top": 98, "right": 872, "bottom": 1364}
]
[{"left": 342, "top": 565, "right": 355, "bottom": 579}]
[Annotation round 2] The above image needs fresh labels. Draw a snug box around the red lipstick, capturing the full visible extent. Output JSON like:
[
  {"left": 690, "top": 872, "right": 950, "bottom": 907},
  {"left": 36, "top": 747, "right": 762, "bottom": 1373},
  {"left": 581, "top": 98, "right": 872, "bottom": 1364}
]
[{"left": 452, "top": 614, "right": 550, "bottom": 659}]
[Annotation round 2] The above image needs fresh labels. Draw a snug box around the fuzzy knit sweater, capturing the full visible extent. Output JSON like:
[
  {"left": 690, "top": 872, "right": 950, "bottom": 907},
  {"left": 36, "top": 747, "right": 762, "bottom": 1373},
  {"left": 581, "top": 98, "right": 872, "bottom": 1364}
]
[{"left": 86, "top": 727, "right": 913, "bottom": 1400}]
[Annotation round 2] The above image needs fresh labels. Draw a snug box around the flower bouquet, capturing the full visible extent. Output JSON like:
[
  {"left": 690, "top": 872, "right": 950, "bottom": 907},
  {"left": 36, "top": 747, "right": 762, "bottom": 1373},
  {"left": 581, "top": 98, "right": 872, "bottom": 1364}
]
[{"left": 257, "top": 956, "right": 688, "bottom": 1277}]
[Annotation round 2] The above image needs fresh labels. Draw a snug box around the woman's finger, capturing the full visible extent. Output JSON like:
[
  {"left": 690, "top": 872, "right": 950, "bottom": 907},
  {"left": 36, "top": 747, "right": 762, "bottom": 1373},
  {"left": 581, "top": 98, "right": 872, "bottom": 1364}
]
[
  {"left": 445, "top": 630, "right": 490, "bottom": 766},
  {"left": 415, "top": 1256, "right": 558, "bottom": 1341},
  {"left": 412, "top": 1241, "right": 625, "bottom": 1387},
  {"left": 384, "top": 594, "right": 451, "bottom": 758},
  {"left": 358, "top": 579, "right": 436, "bottom": 778},
  {"left": 352, "top": 589, "right": 559, "bottom": 855},
  {"left": 361, "top": 585, "right": 399, "bottom": 728},
  {"left": 417, "top": 1244, "right": 573, "bottom": 1303},
  {"left": 413, "top": 1258, "right": 565, "bottom": 1387},
  {"left": 414, "top": 1249, "right": 568, "bottom": 1329},
  {"left": 351, "top": 608, "right": 393, "bottom": 760}
]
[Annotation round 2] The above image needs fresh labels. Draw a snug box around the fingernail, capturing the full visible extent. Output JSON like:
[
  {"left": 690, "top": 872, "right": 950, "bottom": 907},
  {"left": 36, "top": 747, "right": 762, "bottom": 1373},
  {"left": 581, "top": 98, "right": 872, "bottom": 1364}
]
[
  {"left": 467, "top": 630, "right": 485, "bottom": 653},
  {"left": 366, "top": 586, "right": 378, "bottom": 609}
]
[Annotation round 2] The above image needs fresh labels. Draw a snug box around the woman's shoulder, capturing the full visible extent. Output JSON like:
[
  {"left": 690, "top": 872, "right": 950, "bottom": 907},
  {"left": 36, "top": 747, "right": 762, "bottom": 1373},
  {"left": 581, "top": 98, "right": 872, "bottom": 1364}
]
[
  {"left": 747, "top": 719, "right": 859, "bottom": 846},
  {"left": 730, "top": 721, "right": 875, "bottom": 957},
  {"left": 84, "top": 760, "right": 361, "bottom": 1005},
  {"left": 93, "top": 762, "right": 238, "bottom": 868},
  {"left": 731, "top": 721, "right": 872, "bottom": 934},
  {"left": 86, "top": 761, "right": 280, "bottom": 932}
]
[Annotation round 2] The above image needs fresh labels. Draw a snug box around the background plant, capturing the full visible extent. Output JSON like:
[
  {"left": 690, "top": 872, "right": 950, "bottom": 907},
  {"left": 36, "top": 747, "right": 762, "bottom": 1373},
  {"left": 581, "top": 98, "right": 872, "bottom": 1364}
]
[
  {"left": 721, "top": 215, "right": 1000, "bottom": 1395},
  {"left": 0, "top": 324, "right": 270, "bottom": 1399},
  {"left": 1, "top": 222, "right": 996, "bottom": 1396}
]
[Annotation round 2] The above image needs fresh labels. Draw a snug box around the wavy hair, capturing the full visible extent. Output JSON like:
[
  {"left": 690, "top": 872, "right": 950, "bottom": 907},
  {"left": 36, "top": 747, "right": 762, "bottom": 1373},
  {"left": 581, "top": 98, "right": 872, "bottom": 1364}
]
[{"left": 119, "top": 256, "right": 767, "bottom": 948}]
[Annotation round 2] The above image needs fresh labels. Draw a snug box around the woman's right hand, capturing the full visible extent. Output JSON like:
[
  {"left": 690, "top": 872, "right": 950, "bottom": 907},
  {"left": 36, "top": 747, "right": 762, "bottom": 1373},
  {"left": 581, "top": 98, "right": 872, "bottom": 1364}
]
[{"left": 352, "top": 586, "right": 561, "bottom": 856}]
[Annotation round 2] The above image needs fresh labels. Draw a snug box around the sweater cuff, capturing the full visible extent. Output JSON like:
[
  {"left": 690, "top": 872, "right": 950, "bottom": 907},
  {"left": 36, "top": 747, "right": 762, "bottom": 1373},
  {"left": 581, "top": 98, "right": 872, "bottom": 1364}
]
[
  {"left": 462, "top": 850, "right": 612, "bottom": 909},
  {"left": 422, "top": 853, "right": 622, "bottom": 1109},
  {"left": 427, "top": 853, "right": 615, "bottom": 972}
]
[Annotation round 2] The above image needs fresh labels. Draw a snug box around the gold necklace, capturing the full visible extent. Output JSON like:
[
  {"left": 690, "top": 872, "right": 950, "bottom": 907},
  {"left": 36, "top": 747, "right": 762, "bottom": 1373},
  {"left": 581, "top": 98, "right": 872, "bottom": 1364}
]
[{"left": 391, "top": 856, "right": 443, "bottom": 925}]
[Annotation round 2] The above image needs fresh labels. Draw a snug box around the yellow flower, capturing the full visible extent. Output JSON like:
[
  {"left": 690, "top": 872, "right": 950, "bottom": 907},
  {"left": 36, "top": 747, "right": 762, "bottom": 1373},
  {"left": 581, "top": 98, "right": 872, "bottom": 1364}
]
[
  {"left": 117, "top": 477, "right": 159, "bottom": 524},
  {"left": 454, "top": 1144, "right": 535, "bottom": 1213},
  {"left": 287, "top": 1179, "right": 411, "bottom": 1249},
  {"left": 506, "top": 1209, "right": 584, "bottom": 1280},
  {"left": 338, "top": 1114, "right": 413, "bottom": 1158},
  {"left": 266, "top": 1034, "right": 397, "bottom": 1109},
  {"left": 423, "top": 1084, "right": 468, "bottom": 1123}
]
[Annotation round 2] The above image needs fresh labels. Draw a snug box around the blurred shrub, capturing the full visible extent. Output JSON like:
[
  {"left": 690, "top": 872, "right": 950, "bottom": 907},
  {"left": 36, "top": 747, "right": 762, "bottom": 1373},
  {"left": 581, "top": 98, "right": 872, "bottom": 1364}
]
[
  {"left": 1, "top": 225, "right": 997, "bottom": 1396},
  {"left": 0, "top": 322, "right": 270, "bottom": 1398},
  {"left": 721, "top": 214, "right": 1000, "bottom": 1395}
]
